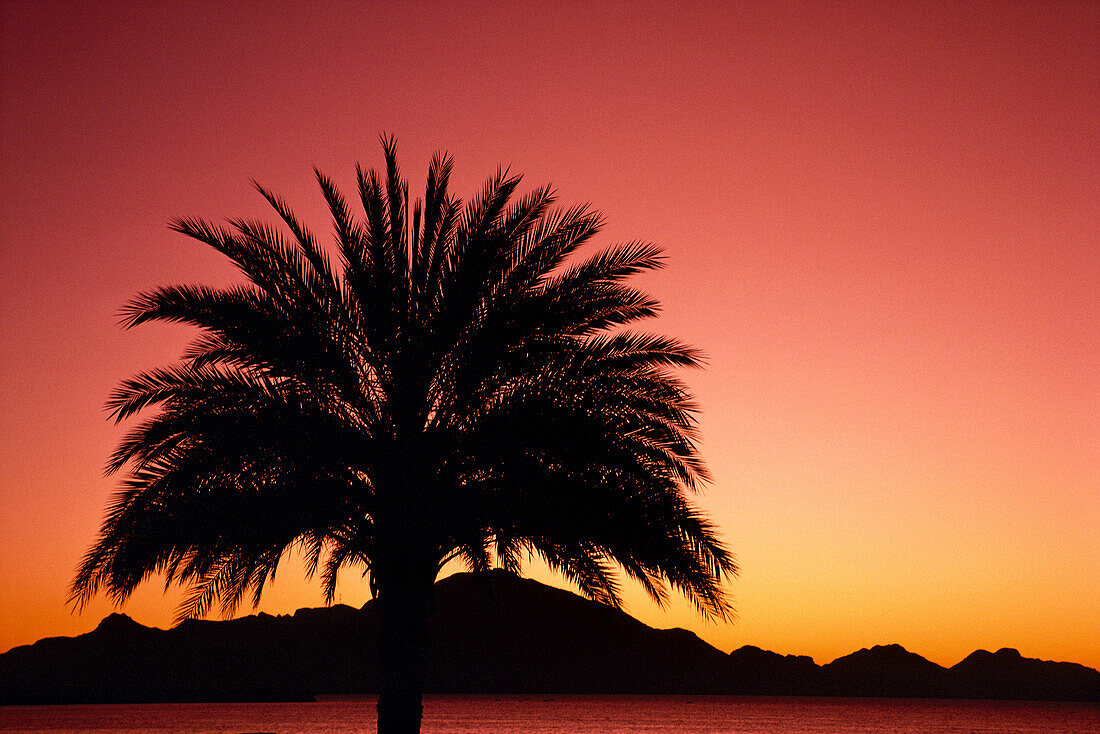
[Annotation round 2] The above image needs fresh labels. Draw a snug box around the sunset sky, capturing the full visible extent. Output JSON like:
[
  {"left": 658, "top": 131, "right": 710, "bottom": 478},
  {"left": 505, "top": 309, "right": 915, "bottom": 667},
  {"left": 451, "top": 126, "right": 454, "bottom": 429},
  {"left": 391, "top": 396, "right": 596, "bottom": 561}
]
[{"left": 1, "top": 1, "right": 1097, "bottom": 671}]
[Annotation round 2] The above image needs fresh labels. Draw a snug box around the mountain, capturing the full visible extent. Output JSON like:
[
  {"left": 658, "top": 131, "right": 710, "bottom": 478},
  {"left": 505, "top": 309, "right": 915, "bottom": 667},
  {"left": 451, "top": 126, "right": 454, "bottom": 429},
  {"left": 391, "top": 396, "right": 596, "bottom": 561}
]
[
  {"left": 1, "top": 571, "right": 1097, "bottom": 703},
  {"left": 949, "top": 647, "right": 1100, "bottom": 701},
  {"left": 823, "top": 644, "right": 949, "bottom": 698},
  {"left": 425, "top": 572, "right": 732, "bottom": 693},
  {"left": 726, "top": 645, "right": 823, "bottom": 695}
]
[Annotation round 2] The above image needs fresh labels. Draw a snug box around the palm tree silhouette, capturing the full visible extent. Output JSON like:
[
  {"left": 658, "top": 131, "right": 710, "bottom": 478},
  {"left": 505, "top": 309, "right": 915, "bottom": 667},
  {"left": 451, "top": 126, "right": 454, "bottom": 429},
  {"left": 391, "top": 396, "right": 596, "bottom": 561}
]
[{"left": 71, "top": 137, "right": 736, "bottom": 734}]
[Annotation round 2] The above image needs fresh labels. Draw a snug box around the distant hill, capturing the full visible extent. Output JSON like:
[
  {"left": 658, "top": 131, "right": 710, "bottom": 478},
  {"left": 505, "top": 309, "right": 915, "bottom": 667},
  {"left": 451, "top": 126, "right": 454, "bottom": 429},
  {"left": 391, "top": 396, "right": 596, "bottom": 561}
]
[
  {"left": 823, "top": 643, "right": 950, "bottom": 698},
  {"left": 2, "top": 571, "right": 1096, "bottom": 703}
]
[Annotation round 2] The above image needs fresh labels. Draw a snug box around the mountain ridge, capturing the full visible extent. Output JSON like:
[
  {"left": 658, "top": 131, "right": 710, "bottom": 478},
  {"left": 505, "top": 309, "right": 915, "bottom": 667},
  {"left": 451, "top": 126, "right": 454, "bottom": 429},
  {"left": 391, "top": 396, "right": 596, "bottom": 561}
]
[{"left": 2, "top": 571, "right": 1097, "bottom": 703}]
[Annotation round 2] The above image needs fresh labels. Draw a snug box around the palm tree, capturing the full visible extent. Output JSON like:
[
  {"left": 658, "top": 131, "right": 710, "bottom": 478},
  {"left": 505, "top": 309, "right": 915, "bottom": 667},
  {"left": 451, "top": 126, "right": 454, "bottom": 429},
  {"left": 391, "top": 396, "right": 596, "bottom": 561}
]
[{"left": 71, "top": 137, "right": 737, "bottom": 734}]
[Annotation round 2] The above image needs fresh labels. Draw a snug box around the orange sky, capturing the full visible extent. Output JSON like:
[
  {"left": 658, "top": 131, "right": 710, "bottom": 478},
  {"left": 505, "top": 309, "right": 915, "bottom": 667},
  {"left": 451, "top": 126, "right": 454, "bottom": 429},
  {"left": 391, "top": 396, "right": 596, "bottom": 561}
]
[{"left": 1, "top": 1, "right": 1097, "bottom": 670}]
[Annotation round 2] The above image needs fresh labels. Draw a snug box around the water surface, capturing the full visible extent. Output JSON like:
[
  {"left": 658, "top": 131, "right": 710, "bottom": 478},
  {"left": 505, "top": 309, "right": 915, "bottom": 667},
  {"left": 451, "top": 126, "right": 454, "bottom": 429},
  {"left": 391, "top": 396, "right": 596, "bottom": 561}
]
[{"left": 1, "top": 695, "right": 1096, "bottom": 733}]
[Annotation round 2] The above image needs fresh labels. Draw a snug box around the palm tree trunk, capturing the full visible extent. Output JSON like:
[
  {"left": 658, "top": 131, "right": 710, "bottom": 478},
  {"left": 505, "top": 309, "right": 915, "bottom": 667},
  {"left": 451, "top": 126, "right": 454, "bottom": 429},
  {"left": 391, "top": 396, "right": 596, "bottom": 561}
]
[{"left": 375, "top": 569, "right": 434, "bottom": 734}]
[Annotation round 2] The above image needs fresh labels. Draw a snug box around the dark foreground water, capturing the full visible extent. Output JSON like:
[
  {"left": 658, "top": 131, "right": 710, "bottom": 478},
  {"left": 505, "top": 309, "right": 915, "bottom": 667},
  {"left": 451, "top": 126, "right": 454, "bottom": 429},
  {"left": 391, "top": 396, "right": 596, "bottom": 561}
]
[{"left": 1, "top": 696, "right": 1097, "bottom": 734}]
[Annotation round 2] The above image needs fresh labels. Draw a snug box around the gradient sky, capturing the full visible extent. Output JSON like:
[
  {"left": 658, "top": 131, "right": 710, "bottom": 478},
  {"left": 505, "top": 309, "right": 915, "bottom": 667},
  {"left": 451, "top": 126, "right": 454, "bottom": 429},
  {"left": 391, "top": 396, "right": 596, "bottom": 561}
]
[{"left": 1, "top": 1, "right": 1097, "bottom": 670}]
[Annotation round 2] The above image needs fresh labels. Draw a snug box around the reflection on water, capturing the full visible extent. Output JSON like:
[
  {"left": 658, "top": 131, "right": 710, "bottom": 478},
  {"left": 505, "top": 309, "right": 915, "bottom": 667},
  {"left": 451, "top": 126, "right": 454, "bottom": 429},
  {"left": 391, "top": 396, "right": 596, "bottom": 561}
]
[{"left": 0, "top": 696, "right": 1097, "bottom": 734}]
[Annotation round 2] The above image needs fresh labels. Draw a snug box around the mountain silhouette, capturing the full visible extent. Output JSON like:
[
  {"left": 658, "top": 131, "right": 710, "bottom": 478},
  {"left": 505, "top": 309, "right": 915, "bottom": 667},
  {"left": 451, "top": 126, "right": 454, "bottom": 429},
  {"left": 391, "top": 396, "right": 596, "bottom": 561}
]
[
  {"left": 948, "top": 647, "right": 1100, "bottom": 701},
  {"left": 726, "top": 645, "right": 823, "bottom": 695},
  {"left": 2, "top": 571, "right": 1096, "bottom": 703},
  {"left": 823, "top": 644, "right": 950, "bottom": 697}
]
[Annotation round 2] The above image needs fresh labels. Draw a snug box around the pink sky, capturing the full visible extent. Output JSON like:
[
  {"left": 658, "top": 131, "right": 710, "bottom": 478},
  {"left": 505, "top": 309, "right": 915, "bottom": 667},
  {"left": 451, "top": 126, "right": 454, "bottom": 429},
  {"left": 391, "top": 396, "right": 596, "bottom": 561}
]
[{"left": 1, "top": 1, "right": 1097, "bottom": 669}]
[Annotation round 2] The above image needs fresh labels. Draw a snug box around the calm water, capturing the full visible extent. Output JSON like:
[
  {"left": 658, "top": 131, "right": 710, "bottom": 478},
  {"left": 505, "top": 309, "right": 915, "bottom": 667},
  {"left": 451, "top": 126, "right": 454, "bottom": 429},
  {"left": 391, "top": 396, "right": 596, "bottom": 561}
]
[{"left": 0, "top": 696, "right": 1097, "bottom": 734}]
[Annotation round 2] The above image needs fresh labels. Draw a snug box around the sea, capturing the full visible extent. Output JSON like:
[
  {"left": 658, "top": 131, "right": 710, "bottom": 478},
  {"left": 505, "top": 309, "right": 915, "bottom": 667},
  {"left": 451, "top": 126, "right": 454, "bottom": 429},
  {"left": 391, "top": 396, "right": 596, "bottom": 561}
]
[{"left": 0, "top": 696, "right": 1097, "bottom": 734}]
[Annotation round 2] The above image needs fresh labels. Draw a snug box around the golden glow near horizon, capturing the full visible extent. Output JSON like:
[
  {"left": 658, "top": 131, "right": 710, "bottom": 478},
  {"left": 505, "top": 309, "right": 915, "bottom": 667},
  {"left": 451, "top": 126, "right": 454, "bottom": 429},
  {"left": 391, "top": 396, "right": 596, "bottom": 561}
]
[{"left": 1, "top": 1, "right": 1097, "bottom": 671}]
